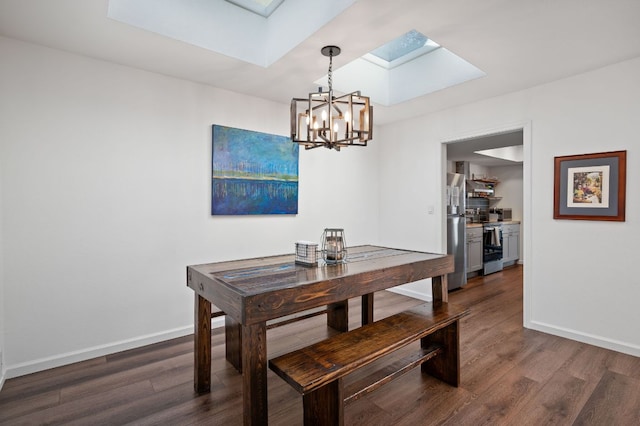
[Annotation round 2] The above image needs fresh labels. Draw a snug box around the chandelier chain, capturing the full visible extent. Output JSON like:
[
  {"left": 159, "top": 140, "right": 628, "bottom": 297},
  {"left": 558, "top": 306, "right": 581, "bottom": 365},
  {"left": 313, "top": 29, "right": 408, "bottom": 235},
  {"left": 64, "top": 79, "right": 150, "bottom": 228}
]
[{"left": 328, "top": 51, "right": 333, "bottom": 93}]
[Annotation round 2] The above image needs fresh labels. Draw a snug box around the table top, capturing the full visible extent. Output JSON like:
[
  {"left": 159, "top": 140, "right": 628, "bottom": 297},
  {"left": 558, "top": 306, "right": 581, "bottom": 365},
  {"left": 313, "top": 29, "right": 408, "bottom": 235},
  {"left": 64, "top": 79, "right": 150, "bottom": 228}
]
[{"left": 187, "top": 245, "right": 452, "bottom": 324}]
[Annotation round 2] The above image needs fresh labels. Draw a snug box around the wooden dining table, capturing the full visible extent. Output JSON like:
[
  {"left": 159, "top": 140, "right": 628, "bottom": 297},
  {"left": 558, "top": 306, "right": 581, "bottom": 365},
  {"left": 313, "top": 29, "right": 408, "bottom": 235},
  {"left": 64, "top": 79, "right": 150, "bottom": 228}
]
[{"left": 187, "top": 245, "right": 453, "bottom": 425}]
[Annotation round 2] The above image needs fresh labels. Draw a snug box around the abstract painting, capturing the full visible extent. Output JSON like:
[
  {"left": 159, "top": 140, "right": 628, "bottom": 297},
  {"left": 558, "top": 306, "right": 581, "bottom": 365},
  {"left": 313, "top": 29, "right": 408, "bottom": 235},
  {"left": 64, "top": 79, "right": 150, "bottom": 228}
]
[{"left": 212, "top": 125, "right": 299, "bottom": 215}]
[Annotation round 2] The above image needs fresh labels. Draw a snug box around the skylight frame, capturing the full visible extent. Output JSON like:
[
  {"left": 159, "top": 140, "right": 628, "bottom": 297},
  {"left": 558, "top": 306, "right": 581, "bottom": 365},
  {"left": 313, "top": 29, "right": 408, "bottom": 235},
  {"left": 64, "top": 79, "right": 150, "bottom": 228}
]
[{"left": 225, "top": 0, "right": 284, "bottom": 18}]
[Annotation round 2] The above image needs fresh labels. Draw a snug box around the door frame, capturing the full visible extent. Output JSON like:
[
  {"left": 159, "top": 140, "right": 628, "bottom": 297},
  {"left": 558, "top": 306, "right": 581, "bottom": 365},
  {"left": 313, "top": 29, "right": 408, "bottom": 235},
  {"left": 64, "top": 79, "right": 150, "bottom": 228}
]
[{"left": 440, "top": 121, "right": 532, "bottom": 327}]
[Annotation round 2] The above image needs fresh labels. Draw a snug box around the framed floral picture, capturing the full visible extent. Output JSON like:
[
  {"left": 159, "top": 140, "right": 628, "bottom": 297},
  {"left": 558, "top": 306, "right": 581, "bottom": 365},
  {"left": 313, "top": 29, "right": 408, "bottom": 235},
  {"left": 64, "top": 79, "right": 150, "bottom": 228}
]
[{"left": 553, "top": 150, "right": 626, "bottom": 221}]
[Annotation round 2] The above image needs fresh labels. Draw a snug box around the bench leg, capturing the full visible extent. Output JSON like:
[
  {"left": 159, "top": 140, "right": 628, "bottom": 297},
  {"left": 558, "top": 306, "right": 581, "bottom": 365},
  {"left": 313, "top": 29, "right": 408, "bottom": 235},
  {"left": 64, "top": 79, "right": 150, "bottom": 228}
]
[
  {"left": 421, "top": 320, "right": 460, "bottom": 387},
  {"left": 303, "top": 379, "right": 344, "bottom": 426}
]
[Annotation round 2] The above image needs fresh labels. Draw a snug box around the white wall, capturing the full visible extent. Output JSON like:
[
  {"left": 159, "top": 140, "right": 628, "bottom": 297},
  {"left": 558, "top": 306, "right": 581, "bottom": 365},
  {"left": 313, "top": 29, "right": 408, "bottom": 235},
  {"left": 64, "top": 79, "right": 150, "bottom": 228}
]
[
  {"left": 0, "top": 36, "right": 380, "bottom": 378},
  {"left": 469, "top": 163, "right": 491, "bottom": 181},
  {"left": 379, "top": 57, "right": 640, "bottom": 356},
  {"left": 2, "top": 34, "right": 638, "bottom": 385}
]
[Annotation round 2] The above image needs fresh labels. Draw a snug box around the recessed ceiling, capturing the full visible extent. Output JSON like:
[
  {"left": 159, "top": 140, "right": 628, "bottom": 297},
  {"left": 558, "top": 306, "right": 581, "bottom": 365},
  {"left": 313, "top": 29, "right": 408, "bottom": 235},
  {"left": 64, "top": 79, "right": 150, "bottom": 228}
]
[
  {"left": 317, "top": 30, "right": 485, "bottom": 106},
  {"left": 107, "top": 0, "right": 355, "bottom": 67}
]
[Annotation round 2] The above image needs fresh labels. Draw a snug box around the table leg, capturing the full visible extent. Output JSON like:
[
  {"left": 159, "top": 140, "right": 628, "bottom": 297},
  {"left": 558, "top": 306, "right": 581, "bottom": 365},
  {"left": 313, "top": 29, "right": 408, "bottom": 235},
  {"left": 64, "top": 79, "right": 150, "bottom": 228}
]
[
  {"left": 431, "top": 274, "right": 448, "bottom": 304},
  {"left": 225, "top": 316, "right": 242, "bottom": 373},
  {"left": 194, "top": 294, "right": 211, "bottom": 394},
  {"left": 327, "top": 301, "right": 349, "bottom": 332},
  {"left": 242, "top": 322, "right": 268, "bottom": 426},
  {"left": 361, "top": 294, "right": 374, "bottom": 325}
]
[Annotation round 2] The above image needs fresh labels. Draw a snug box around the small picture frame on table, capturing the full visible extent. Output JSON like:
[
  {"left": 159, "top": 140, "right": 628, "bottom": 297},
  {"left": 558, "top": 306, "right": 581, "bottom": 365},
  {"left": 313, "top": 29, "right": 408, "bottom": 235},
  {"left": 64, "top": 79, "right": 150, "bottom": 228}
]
[{"left": 553, "top": 150, "right": 626, "bottom": 221}]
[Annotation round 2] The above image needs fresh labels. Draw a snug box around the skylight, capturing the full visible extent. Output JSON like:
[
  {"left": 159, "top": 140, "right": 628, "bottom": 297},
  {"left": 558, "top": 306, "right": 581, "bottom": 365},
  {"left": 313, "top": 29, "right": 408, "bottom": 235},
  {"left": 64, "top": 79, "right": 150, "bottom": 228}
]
[
  {"left": 371, "top": 30, "right": 428, "bottom": 61},
  {"left": 364, "top": 30, "right": 440, "bottom": 69},
  {"left": 225, "top": 0, "right": 284, "bottom": 18}
]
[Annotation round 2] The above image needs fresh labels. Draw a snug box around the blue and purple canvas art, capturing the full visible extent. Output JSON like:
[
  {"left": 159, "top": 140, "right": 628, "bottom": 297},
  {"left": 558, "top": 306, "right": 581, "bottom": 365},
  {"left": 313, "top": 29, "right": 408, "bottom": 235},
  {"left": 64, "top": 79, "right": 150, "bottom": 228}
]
[{"left": 212, "top": 125, "right": 299, "bottom": 215}]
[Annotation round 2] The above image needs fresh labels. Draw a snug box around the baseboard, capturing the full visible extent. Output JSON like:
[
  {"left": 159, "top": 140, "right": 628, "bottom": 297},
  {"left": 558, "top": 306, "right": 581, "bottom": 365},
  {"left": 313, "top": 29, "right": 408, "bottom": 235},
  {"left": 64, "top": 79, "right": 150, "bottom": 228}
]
[
  {"left": 5, "top": 325, "right": 195, "bottom": 380},
  {"left": 387, "top": 287, "right": 432, "bottom": 302},
  {"left": 0, "top": 369, "right": 5, "bottom": 391},
  {"left": 528, "top": 320, "right": 640, "bottom": 357}
]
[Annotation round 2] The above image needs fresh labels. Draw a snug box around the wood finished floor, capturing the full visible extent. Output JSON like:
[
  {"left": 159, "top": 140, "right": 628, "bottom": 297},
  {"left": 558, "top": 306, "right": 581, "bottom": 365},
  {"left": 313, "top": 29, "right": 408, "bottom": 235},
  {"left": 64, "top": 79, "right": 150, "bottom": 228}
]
[{"left": 2, "top": 265, "right": 640, "bottom": 425}]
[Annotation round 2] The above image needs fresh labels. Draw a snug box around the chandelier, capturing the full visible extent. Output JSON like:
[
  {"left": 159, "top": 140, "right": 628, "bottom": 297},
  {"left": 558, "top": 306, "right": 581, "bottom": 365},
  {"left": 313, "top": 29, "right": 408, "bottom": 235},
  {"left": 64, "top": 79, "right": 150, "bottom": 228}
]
[{"left": 290, "top": 46, "right": 373, "bottom": 151}]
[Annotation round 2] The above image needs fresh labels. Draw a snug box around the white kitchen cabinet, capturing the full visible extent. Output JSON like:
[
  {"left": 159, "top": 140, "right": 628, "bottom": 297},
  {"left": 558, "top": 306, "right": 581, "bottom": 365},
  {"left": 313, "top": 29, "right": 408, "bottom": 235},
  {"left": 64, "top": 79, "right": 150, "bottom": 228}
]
[
  {"left": 502, "top": 223, "right": 520, "bottom": 264},
  {"left": 466, "top": 226, "right": 483, "bottom": 273}
]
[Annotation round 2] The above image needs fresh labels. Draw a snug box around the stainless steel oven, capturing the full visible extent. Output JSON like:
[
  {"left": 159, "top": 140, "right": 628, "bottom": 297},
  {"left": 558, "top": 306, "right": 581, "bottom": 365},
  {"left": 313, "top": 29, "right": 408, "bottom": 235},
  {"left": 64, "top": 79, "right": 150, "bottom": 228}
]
[{"left": 483, "top": 223, "right": 503, "bottom": 275}]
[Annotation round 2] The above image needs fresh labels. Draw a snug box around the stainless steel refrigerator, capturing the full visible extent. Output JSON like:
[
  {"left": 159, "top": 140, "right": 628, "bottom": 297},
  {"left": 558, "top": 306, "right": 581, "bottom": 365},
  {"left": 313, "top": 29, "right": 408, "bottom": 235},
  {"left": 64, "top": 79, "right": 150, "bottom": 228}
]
[{"left": 446, "top": 173, "right": 466, "bottom": 290}]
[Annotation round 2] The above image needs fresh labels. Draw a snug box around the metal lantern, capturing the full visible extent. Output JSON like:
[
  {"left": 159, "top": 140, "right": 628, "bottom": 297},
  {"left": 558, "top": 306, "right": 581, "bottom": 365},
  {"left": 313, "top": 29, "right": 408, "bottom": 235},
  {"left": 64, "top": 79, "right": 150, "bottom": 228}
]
[
  {"left": 322, "top": 228, "right": 347, "bottom": 264},
  {"left": 295, "top": 241, "right": 319, "bottom": 266}
]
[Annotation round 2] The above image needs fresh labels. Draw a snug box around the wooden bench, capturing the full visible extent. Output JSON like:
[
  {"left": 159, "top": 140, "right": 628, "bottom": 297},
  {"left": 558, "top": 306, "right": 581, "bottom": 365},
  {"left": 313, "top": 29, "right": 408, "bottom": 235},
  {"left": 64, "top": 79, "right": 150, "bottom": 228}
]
[{"left": 268, "top": 302, "right": 469, "bottom": 425}]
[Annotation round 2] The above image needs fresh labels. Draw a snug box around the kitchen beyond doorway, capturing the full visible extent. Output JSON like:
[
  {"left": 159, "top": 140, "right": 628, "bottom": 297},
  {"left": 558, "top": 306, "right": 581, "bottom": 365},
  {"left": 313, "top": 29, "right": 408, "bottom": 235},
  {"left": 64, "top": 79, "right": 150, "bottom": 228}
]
[{"left": 444, "top": 128, "right": 524, "bottom": 280}]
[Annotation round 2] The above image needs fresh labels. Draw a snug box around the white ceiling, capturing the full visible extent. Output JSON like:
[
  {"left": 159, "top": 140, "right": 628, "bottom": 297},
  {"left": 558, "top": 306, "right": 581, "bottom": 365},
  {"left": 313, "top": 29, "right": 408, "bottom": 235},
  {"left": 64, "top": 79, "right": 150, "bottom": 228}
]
[
  {"left": 446, "top": 130, "right": 524, "bottom": 167},
  {"left": 1, "top": 0, "right": 640, "bottom": 126}
]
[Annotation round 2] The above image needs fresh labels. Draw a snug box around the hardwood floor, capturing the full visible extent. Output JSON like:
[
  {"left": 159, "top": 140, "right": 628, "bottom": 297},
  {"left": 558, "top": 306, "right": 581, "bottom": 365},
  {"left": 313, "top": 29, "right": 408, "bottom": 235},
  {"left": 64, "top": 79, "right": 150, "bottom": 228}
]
[{"left": 2, "top": 264, "right": 639, "bottom": 425}]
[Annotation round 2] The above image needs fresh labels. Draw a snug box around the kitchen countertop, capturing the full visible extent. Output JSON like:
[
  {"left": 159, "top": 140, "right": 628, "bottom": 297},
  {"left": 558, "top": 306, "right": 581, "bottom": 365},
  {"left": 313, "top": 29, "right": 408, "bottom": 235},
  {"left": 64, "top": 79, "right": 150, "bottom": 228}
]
[{"left": 467, "top": 220, "right": 520, "bottom": 228}]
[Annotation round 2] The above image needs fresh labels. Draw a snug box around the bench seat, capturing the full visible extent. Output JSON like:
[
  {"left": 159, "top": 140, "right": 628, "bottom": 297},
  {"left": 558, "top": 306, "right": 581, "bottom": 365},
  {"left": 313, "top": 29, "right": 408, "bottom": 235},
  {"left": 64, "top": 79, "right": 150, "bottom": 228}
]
[{"left": 269, "top": 302, "right": 469, "bottom": 425}]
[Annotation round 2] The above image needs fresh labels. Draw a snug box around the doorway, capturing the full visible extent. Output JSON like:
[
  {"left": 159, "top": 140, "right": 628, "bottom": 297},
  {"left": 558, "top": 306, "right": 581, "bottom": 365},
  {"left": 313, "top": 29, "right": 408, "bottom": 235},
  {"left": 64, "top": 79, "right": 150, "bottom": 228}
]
[
  {"left": 446, "top": 129, "right": 524, "bottom": 231},
  {"left": 441, "top": 124, "right": 530, "bottom": 324}
]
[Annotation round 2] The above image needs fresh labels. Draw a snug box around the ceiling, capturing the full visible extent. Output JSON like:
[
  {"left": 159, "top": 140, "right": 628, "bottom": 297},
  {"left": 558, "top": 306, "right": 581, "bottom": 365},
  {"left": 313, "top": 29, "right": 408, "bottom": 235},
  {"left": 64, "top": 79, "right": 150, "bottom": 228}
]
[
  {"left": 446, "top": 130, "right": 524, "bottom": 167},
  {"left": 1, "top": 0, "right": 640, "bottom": 128}
]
